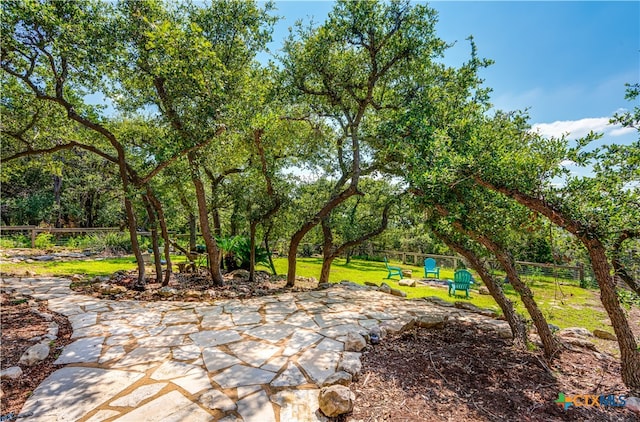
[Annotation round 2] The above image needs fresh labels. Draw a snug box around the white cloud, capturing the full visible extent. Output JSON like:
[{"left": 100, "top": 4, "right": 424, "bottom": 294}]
[
  {"left": 610, "top": 126, "right": 635, "bottom": 137},
  {"left": 531, "top": 117, "right": 632, "bottom": 139}
]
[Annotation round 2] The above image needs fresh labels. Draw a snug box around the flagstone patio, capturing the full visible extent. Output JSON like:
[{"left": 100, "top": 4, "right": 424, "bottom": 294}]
[{"left": 1, "top": 276, "right": 510, "bottom": 421}]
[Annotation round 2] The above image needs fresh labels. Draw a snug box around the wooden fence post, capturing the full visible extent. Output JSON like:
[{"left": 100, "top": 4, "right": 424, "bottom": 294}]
[{"left": 31, "top": 228, "right": 36, "bottom": 248}]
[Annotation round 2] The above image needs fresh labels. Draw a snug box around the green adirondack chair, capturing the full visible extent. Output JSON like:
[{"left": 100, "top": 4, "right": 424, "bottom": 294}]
[
  {"left": 384, "top": 257, "right": 403, "bottom": 279},
  {"left": 423, "top": 258, "right": 440, "bottom": 278},
  {"left": 448, "top": 269, "right": 474, "bottom": 299}
]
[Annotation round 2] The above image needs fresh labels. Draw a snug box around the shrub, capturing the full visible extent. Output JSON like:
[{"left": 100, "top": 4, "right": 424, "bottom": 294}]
[
  {"left": 34, "top": 232, "right": 55, "bottom": 249},
  {"left": 617, "top": 289, "right": 640, "bottom": 309},
  {"left": 96, "top": 232, "right": 149, "bottom": 254},
  {"left": 66, "top": 234, "right": 102, "bottom": 249},
  {"left": 233, "top": 237, "right": 270, "bottom": 270},
  {"left": 217, "top": 236, "right": 270, "bottom": 271},
  {"left": 300, "top": 244, "right": 314, "bottom": 258},
  {"left": 0, "top": 238, "right": 16, "bottom": 248},
  {"left": 0, "top": 234, "right": 31, "bottom": 248}
]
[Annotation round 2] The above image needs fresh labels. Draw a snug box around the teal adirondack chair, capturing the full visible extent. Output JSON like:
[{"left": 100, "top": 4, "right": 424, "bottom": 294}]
[
  {"left": 384, "top": 257, "right": 403, "bottom": 279},
  {"left": 447, "top": 269, "right": 474, "bottom": 299},
  {"left": 423, "top": 258, "right": 440, "bottom": 279}
]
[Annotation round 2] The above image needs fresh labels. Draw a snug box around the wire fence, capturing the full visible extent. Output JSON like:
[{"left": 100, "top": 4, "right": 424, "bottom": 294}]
[{"left": 1, "top": 227, "right": 622, "bottom": 289}]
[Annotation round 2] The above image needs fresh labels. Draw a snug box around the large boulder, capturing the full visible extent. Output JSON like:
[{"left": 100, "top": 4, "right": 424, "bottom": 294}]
[
  {"left": 344, "top": 332, "right": 367, "bottom": 352},
  {"left": 229, "top": 269, "right": 250, "bottom": 279},
  {"left": 157, "top": 286, "right": 177, "bottom": 297},
  {"left": 416, "top": 314, "right": 446, "bottom": 329},
  {"left": 379, "top": 283, "right": 391, "bottom": 294},
  {"left": 592, "top": 329, "right": 616, "bottom": 341},
  {"left": 381, "top": 318, "right": 415, "bottom": 335},
  {"left": 184, "top": 290, "right": 203, "bottom": 298},
  {"left": 558, "top": 327, "right": 592, "bottom": 338},
  {"left": 318, "top": 385, "right": 355, "bottom": 417},
  {"left": 100, "top": 284, "right": 127, "bottom": 295},
  {"left": 338, "top": 352, "right": 362, "bottom": 378},
  {"left": 0, "top": 366, "right": 23, "bottom": 380},
  {"left": 398, "top": 279, "right": 416, "bottom": 287},
  {"left": 390, "top": 288, "right": 407, "bottom": 298},
  {"left": 321, "top": 371, "right": 353, "bottom": 387},
  {"left": 19, "top": 342, "right": 50, "bottom": 366},
  {"left": 478, "top": 286, "right": 490, "bottom": 295}
]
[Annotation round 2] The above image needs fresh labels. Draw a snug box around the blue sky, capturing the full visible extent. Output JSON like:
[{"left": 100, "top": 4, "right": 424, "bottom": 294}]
[{"left": 266, "top": 1, "right": 639, "bottom": 144}]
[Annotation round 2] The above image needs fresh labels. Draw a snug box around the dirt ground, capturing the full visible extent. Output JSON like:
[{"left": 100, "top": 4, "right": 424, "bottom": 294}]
[
  {"left": 343, "top": 323, "right": 635, "bottom": 422},
  {"left": 0, "top": 293, "right": 73, "bottom": 418}
]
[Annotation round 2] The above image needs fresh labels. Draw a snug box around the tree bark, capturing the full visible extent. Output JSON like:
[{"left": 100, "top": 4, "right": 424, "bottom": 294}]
[
  {"left": 434, "top": 203, "right": 559, "bottom": 358},
  {"left": 53, "top": 174, "right": 62, "bottom": 228},
  {"left": 188, "top": 213, "right": 197, "bottom": 252},
  {"left": 188, "top": 152, "right": 224, "bottom": 286},
  {"left": 249, "top": 221, "right": 257, "bottom": 283},
  {"left": 318, "top": 202, "right": 392, "bottom": 284},
  {"left": 474, "top": 176, "right": 640, "bottom": 391},
  {"left": 142, "top": 195, "right": 163, "bottom": 282},
  {"left": 177, "top": 192, "right": 197, "bottom": 253},
  {"left": 612, "top": 230, "right": 640, "bottom": 295},
  {"left": 436, "top": 230, "right": 529, "bottom": 349},
  {"left": 588, "top": 240, "right": 640, "bottom": 392},
  {"left": 320, "top": 217, "right": 335, "bottom": 284},
  {"left": 212, "top": 209, "right": 222, "bottom": 237},
  {"left": 124, "top": 195, "right": 146, "bottom": 290},
  {"left": 147, "top": 189, "right": 173, "bottom": 286},
  {"left": 264, "top": 223, "right": 277, "bottom": 276},
  {"left": 286, "top": 185, "right": 358, "bottom": 287},
  {"left": 320, "top": 255, "right": 334, "bottom": 284},
  {"left": 461, "top": 225, "right": 560, "bottom": 358}
]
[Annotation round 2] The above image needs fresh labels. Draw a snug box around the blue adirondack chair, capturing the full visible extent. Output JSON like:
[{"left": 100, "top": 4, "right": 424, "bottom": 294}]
[
  {"left": 384, "top": 257, "right": 403, "bottom": 279},
  {"left": 424, "top": 258, "right": 440, "bottom": 279},
  {"left": 447, "top": 269, "right": 474, "bottom": 299}
]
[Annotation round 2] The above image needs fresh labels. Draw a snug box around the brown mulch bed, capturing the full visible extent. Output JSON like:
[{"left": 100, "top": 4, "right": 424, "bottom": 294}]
[
  {"left": 343, "top": 323, "right": 634, "bottom": 422},
  {"left": 70, "top": 269, "right": 321, "bottom": 301},
  {"left": 0, "top": 293, "right": 73, "bottom": 418}
]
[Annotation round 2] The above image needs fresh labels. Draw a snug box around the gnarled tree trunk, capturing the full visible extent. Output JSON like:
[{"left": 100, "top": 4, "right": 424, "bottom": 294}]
[
  {"left": 147, "top": 189, "right": 172, "bottom": 286},
  {"left": 318, "top": 202, "right": 392, "bottom": 284},
  {"left": 142, "top": 195, "right": 162, "bottom": 282},
  {"left": 286, "top": 185, "right": 358, "bottom": 287},
  {"left": 188, "top": 152, "right": 223, "bottom": 286},
  {"left": 463, "top": 226, "right": 561, "bottom": 358},
  {"left": 474, "top": 176, "right": 640, "bottom": 391},
  {"left": 436, "top": 231, "right": 528, "bottom": 349}
]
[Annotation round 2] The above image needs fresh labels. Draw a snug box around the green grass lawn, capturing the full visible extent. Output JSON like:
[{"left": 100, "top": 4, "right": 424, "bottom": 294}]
[
  {"left": 3, "top": 254, "right": 609, "bottom": 332},
  {"left": 2, "top": 255, "right": 189, "bottom": 277},
  {"left": 261, "top": 257, "right": 608, "bottom": 332}
]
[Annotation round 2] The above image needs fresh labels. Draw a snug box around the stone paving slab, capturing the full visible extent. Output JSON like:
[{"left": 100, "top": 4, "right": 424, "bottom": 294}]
[
  {"left": 112, "top": 390, "right": 213, "bottom": 422},
  {"left": 16, "top": 366, "right": 143, "bottom": 421},
  {"left": 2, "top": 276, "right": 511, "bottom": 421},
  {"left": 236, "top": 390, "right": 276, "bottom": 422},
  {"left": 213, "top": 364, "right": 277, "bottom": 388},
  {"left": 110, "top": 383, "right": 168, "bottom": 407},
  {"left": 54, "top": 336, "right": 104, "bottom": 364}
]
